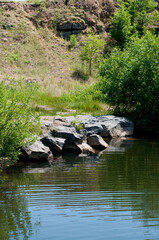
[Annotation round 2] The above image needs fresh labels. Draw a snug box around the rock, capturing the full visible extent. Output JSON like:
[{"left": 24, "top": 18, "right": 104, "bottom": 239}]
[
  {"left": 65, "top": 114, "right": 134, "bottom": 137},
  {"left": 79, "top": 142, "right": 95, "bottom": 154},
  {"left": 95, "top": 115, "right": 134, "bottom": 137},
  {"left": 52, "top": 126, "right": 83, "bottom": 144},
  {"left": 85, "top": 123, "right": 109, "bottom": 136},
  {"left": 52, "top": 125, "right": 83, "bottom": 152},
  {"left": 87, "top": 134, "right": 108, "bottom": 149},
  {"left": 63, "top": 140, "right": 82, "bottom": 153},
  {"left": 22, "top": 140, "right": 53, "bottom": 161},
  {"left": 41, "top": 136, "right": 65, "bottom": 153},
  {"left": 58, "top": 21, "right": 86, "bottom": 31}
]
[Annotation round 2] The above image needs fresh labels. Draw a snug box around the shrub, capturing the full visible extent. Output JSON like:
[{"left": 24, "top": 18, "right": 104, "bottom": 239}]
[
  {"left": 80, "top": 33, "right": 105, "bottom": 75},
  {"left": 98, "top": 32, "right": 159, "bottom": 129},
  {"left": 110, "top": 0, "right": 158, "bottom": 48},
  {"left": 110, "top": 5, "right": 132, "bottom": 49},
  {"left": 0, "top": 79, "right": 40, "bottom": 164},
  {"left": 69, "top": 34, "right": 77, "bottom": 48}
]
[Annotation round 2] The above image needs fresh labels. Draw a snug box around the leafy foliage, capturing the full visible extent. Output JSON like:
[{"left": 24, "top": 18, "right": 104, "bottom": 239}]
[
  {"left": 98, "top": 32, "right": 159, "bottom": 129},
  {"left": 110, "top": 0, "right": 158, "bottom": 48},
  {"left": 69, "top": 34, "right": 77, "bottom": 48},
  {"left": 0, "top": 80, "right": 40, "bottom": 164},
  {"left": 80, "top": 33, "right": 105, "bottom": 75}
]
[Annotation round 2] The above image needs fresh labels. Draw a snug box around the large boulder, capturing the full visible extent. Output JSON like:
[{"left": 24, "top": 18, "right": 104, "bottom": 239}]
[
  {"left": 22, "top": 140, "right": 53, "bottom": 161},
  {"left": 41, "top": 136, "right": 65, "bottom": 153},
  {"left": 87, "top": 134, "right": 108, "bottom": 149},
  {"left": 96, "top": 115, "right": 134, "bottom": 138},
  {"left": 52, "top": 126, "right": 83, "bottom": 152},
  {"left": 52, "top": 126, "right": 83, "bottom": 143}
]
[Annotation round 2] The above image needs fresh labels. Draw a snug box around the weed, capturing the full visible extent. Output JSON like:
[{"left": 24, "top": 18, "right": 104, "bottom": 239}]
[
  {"left": 71, "top": 120, "right": 84, "bottom": 132},
  {"left": 69, "top": 34, "right": 77, "bottom": 48}
]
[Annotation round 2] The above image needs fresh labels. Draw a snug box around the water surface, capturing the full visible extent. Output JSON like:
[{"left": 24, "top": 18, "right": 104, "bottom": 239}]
[{"left": 1, "top": 138, "right": 159, "bottom": 240}]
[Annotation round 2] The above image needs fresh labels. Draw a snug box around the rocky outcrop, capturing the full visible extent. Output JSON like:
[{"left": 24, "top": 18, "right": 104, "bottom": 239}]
[
  {"left": 20, "top": 114, "right": 134, "bottom": 162},
  {"left": 65, "top": 115, "right": 134, "bottom": 138}
]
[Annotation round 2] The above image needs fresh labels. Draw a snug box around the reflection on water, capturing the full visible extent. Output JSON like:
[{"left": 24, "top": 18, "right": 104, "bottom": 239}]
[{"left": 1, "top": 138, "right": 159, "bottom": 240}]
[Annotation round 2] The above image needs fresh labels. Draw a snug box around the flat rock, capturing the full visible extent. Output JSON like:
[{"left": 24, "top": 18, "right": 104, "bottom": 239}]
[{"left": 87, "top": 134, "right": 108, "bottom": 149}]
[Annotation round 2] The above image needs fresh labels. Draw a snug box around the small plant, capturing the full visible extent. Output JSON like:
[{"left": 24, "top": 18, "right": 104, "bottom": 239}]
[
  {"left": 71, "top": 120, "right": 84, "bottom": 132},
  {"left": 69, "top": 34, "right": 77, "bottom": 48},
  {"left": 6, "top": 52, "right": 21, "bottom": 63}
]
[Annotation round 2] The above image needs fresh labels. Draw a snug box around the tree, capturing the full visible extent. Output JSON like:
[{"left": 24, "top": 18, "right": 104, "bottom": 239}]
[
  {"left": 98, "top": 32, "right": 159, "bottom": 129},
  {"left": 80, "top": 33, "right": 105, "bottom": 75},
  {"left": 0, "top": 79, "right": 40, "bottom": 164},
  {"left": 110, "top": 0, "right": 158, "bottom": 48}
]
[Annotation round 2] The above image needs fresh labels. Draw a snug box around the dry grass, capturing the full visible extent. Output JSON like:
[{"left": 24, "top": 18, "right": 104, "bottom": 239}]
[{"left": 0, "top": 2, "right": 97, "bottom": 96}]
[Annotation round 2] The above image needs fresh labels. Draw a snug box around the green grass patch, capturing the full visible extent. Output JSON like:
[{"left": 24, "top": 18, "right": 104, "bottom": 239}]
[{"left": 32, "top": 84, "right": 105, "bottom": 115}]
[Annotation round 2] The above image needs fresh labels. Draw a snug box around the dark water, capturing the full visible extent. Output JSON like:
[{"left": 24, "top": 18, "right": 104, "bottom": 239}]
[{"left": 1, "top": 138, "right": 159, "bottom": 240}]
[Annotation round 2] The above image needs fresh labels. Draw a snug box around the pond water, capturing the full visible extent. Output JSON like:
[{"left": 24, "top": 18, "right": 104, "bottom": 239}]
[{"left": 1, "top": 138, "right": 159, "bottom": 240}]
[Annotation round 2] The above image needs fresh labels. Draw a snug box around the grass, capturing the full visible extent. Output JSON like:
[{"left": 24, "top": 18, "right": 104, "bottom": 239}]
[
  {"left": 31, "top": 84, "right": 109, "bottom": 116},
  {"left": 0, "top": 1, "right": 109, "bottom": 117}
]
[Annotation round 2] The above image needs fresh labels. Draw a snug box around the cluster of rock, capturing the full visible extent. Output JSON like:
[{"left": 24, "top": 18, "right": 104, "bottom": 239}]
[{"left": 21, "top": 115, "right": 134, "bottom": 162}]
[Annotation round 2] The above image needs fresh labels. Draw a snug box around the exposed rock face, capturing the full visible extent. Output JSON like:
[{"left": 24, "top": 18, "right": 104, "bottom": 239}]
[
  {"left": 22, "top": 140, "right": 53, "bottom": 161},
  {"left": 87, "top": 134, "right": 108, "bottom": 149},
  {"left": 57, "top": 21, "right": 86, "bottom": 31}
]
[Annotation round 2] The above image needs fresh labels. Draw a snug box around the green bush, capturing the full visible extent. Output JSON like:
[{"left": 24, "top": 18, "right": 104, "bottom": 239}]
[
  {"left": 98, "top": 32, "right": 159, "bottom": 129},
  {"left": 110, "top": 0, "right": 158, "bottom": 48},
  {"left": 0, "top": 79, "right": 40, "bottom": 164},
  {"left": 80, "top": 33, "right": 105, "bottom": 75},
  {"left": 110, "top": 5, "right": 132, "bottom": 49},
  {"left": 69, "top": 34, "right": 77, "bottom": 48}
]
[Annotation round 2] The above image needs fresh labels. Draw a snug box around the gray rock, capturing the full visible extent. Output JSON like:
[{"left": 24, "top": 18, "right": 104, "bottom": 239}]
[
  {"left": 52, "top": 125, "right": 83, "bottom": 152},
  {"left": 95, "top": 115, "right": 134, "bottom": 137},
  {"left": 87, "top": 134, "right": 108, "bottom": 149},
  {"left": 41, "top": 136, "right": 65, "bottom": 153},
  {"left": 52, "top": 126, "right": 83, "bottom": 144},
  {"left": 85, "top": 123, "right": 104, "bottom": 136},
  {"left": 65, "top": 114, "right": 134, "bottom": 137},
  {"left": 22, "top": 140, "right": 53, "bottom": 161},
  {"left": 107, "top": 117, "right": 134, "bottom": 137}
]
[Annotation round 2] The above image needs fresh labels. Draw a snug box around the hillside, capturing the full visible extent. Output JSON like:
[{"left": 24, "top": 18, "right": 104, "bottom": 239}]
[{"left": 0, "top": 0, "right": 115, "bottom": 95}]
